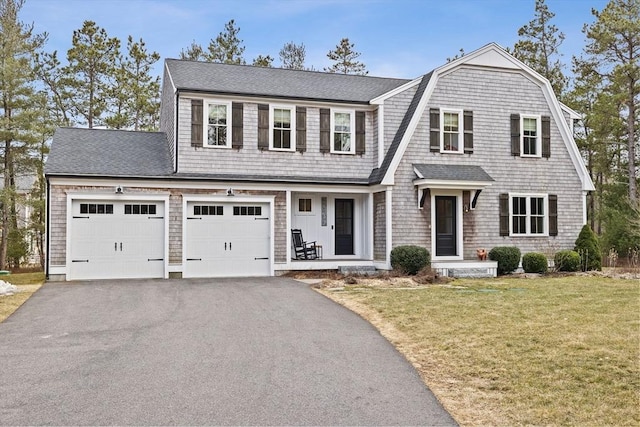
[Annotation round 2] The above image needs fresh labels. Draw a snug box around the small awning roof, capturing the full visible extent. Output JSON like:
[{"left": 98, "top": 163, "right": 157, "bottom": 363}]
[{"left": 413, "top": 164, "right": 494, "bottom": 190}]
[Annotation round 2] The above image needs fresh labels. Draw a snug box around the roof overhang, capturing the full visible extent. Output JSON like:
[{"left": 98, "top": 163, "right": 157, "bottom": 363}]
[{"left": 413, "top": 165, "right": 494, "bottom": 208}]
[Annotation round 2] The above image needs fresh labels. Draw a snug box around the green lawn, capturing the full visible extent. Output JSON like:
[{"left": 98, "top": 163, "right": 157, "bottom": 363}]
[{"left": 320, "top": 276, "right": 639, "bottom": 426}]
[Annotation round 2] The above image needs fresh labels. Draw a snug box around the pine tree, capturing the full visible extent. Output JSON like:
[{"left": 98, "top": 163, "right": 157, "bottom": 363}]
[
  {"left": 63, "top": 20, "right": 120, "bottom": 128},
  {"left": 252, "top": 54, "right": 273, "bottom": 67},
  {"left": 581, "top": 0, "right": 639, "bottom": 207},
  {"left": 179, "top": 40, "right": 205, "bottom": 61},
  {"left": 279, "top": 41, "right": 306, "bottom": 70},
  {"left": 574, "top": 224, "right": 602, "bottom": 271},
  {"left": 206, "top": 19, "right": 245, "bottom": 64},
  {"left": 0, "top": 0, "right": 47, "bottom": 268},
  {"left": 106, "top": 36, "right": 160, "bottom": 130},
  {"left": 512, "top": 0, "right": 567, "bottom": 97},
  {"left": 324, "top": 38, "right": 368, "bottom": 75}
]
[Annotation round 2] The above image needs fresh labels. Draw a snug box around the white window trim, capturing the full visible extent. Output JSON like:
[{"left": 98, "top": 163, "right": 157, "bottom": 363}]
[
  {"left": 520, "top": 114, "right": 542, "bottom": 158},
  {"left": 269, "top": 104, "right": 296, "bottom": 152},
  {"left": 330, "top": 108, "right": 356, "bottom": 155},
  {"left": 440, "top": 108, "right": 464, "bottom": 154},
  {"left": 509, "top": 193, "right": 549, "bottom": 236},
  {"left": 203, "top": 99, "right": 232, "bottom": 148}
]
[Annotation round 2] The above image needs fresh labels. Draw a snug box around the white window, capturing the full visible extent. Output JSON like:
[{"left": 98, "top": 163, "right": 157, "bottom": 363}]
[
  {"left": 331, "top": 109, "right": 355, "bottom": 154},
  {"left": 440, "top": 109, "right": 463, "bottom": 153},
  {"left": 270, "top": 105, "right": 295, "bottom": 151},
  {"left": 205, "top": 100, "right": 231, "bottom": 147},
  {"left": 510, "top": 194, "right": 548, "bottom": 236},
  {"left": 521, "top": 115, "right": 541, "bottom": 157}
]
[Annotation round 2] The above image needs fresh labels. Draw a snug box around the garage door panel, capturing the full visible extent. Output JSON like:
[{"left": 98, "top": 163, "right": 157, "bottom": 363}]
[
  {"left": 184, "top": 202, "right": 271, "bottom": 278},
  {"left": 70, "top": 200, "right": 165, "bottom": 280}
]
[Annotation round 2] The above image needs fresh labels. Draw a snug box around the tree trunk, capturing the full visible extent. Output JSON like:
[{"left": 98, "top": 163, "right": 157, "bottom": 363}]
[{"left": 628, "top": 85, "right": 637, "bottom": 206}]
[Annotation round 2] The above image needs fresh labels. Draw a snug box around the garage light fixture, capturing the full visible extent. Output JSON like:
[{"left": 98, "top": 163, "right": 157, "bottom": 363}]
[
  {"left": 226, "top": 188, "right": 235, "bottom": 196},
  {"left": 115, "top": 185, "right": 124, "bottom": 194}
]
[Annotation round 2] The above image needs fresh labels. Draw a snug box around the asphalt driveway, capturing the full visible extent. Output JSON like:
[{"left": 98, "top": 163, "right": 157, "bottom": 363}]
[{"left": 0, "top": 277, "right": 456, "bottom": 426}]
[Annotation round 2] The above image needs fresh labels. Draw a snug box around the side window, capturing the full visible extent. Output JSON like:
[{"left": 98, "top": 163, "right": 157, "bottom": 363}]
[
  {"left": 441, "top": 110, "right": 462, "bottom": 153},
  {"left": 430, "top": 108, "right": 472, "bottom": 154},
  {"left": 521, "top": 115, "right": 541, "bottom": 157},
  {"left": 270, "top": 105, "right": 295, "bottom": 151},
  {"left": 205, "top": 101, "right": 231, "bottom": 147},
  {"left": 511, "top": 114, "right": 549, "bottom": 158},
  {"left": 331, "top": 110, "right": 355, "bottom": 154}
]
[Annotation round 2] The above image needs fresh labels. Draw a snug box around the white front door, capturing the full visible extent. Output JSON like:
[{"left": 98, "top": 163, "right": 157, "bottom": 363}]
[
  {"left": 69, "top": 200, "right": 165, "bottom": 280},
  {"left": 184, "top": 202, "right": 270, "bottom": 278}
]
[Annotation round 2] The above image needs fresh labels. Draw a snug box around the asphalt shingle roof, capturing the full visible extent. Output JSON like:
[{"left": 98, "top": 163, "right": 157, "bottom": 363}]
[
  {"left": 413, "top": 164, "right": 495, "bottom": 182},
  {"left": 45, "top": 128, "right": 173, "bottom": 177},
  {"left": 165, "top": 59, "right": 412, "bottom": 103}
]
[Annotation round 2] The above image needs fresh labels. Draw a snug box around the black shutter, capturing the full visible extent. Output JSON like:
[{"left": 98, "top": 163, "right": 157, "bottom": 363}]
[
  {"left": 355, "top": 111, "right": 365, "bottom": 155},
  {"left": 257, "top": 104, "right": 269, "bottom": 150},
  {"left": 320, "top": 108, "right": 330, "bottom": 153},
  {"left": 499, "top": 193, "right": 509, "bottom": 236},
  {"left": 542, "top": 115, "right": 551, "bottom": 158},
  {"left": 232, "top": 102, "right": 243, "bottom": 149},
  {"left": 463, "top": 110, "right": 473, "bottom": 154},
  {"left": 430, "top": 108, "right": 440, "bottom": 152},
  {"left": 549, "top": 194, "right": 558, "bottom": 236},
  {"left": 191, "top": 99, "right": 203, "bottom": 147},
  {"left": 296, "top": 107, "right": 306, "bottom": 153},
  {"left": 510, "top": 114, "right": 520, "bottom": 156}
]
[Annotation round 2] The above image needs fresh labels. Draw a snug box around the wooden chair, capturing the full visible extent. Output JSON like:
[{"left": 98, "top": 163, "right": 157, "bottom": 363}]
[{"left": 291, "top": 229, "right": 317, "bottom": 260}]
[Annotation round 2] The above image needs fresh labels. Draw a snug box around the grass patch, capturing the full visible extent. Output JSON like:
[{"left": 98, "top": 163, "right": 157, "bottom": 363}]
[
  {"left": 319, "top": 276, "right": 639, "bottom": 426},
  {"left": 0, "top": 272, "right": 45, "bottom": 322}
]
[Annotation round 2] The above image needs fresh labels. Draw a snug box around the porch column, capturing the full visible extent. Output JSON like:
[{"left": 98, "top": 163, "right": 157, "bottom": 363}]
[
  {"left": 286, "top": 190, "right": 291, "bottom": 262},
  {"left": 385, "top": 187, "right": 393, "bottom": 268}
]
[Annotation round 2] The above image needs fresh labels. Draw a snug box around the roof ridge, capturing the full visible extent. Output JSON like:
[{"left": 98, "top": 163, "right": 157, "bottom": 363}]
[{"left": 164, "top": 58, "right": 413, "bottom": 82}]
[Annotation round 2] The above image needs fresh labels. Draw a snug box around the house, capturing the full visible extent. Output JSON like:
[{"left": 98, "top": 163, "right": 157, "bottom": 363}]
[{"left": 44, "top": 43, "right": 594, "bottom": 281}]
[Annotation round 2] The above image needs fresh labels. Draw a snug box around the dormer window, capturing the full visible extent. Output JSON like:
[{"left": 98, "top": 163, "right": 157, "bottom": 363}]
[{"left": 270, "top": 105, "right": 295, "bottom": 151}]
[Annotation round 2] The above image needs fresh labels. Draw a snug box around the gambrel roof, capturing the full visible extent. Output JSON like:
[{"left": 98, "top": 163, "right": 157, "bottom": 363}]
[
  {"left": 165, "top": 59, "right": 411, "bottom": 104},
  {"left": 374, "top": 43, "right": 595, "bottom": 192}
]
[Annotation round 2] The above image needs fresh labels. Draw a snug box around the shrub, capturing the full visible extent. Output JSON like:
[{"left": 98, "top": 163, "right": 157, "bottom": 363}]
[
  {"left": 488, "top": 246, "right": 521, "bottom": 275},
  {"left": 390, "top": 245, "right": 430, "bottom": 275},
  {"left": 522, "top": 252, "right": 548, "bottom": 273},
  {"left": 574, "top": 224, "right": 602, "bottom": 271},
  {"left": 554, "top": 250, "right": 581, "bottom": 272}
]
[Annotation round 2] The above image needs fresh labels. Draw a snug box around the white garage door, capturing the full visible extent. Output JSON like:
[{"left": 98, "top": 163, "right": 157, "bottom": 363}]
[
  {"left": 69, "top": 200, "right": 165, "bottom": 280},
  {"left": 184, "top": 202, "right": 270, "bottom": 278}
]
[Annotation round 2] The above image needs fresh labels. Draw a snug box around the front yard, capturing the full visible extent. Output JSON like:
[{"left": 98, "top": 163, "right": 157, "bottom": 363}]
[
  {"left": 317, "top": 275, "right": 639, "bottom": 426},
  {"left": 0, "top": 272, "right": 45, "bottom": 322}
]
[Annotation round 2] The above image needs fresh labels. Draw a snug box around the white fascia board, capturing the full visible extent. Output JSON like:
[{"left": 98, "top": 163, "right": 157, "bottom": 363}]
[
  {"left": 540, "top": 84, "right": 595, "bottom": 191},
  {"left": 164, "top": 61, "right": 177, "bottom": 93},
  {"left": 370, "top": 77, "right": 423, "bottom": 105},
  {"left": 380, "top": 74, "right": 439, "bottom": 186},
  {"left": 560, "top": 102, "right": 582, "bottom": 120},
  {"left": 47, "top": 177, "right": 374, "bottom": 193}
]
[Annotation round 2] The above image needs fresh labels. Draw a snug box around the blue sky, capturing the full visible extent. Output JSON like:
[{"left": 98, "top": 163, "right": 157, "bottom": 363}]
[{"left": 20, "top": 0, "right": 608, "bottom": 79}]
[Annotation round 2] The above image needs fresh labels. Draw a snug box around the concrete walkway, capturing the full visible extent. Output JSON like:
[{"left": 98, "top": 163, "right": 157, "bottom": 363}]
[{"left": 0, "top": 277, "right": 456, "bottom": 426}]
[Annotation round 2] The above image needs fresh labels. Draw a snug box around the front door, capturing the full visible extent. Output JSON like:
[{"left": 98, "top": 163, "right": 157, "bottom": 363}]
[
  {"left": 435, "top": 196, "right": 457, "bottom": 256},
  {"left": 335, "top": 199, "right": 354, "bottom": 255}
]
